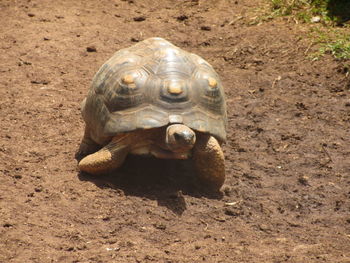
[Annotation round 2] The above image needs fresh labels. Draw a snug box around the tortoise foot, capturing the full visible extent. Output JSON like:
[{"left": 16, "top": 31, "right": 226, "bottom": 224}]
[
  {"left": 78, "top": 139, "right": 129, "bottom": 175},
  {"left": 193, "top": 135, "right": 225, "bottom": 191}
]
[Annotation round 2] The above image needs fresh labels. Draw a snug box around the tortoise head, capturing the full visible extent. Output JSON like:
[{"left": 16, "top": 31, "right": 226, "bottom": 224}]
[{"left": 165, "top": 124, "right": 196, "bottom": 153}]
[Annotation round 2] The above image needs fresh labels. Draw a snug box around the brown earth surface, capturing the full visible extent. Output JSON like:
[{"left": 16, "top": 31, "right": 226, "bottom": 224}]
[{"left": 1, "top": 0, "right": 350, "bottom": 262}]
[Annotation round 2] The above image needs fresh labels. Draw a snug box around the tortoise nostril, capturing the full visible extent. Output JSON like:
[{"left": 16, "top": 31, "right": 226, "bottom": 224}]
[{"left": 174, "top": 132, "right": 182, "bottom": 141}]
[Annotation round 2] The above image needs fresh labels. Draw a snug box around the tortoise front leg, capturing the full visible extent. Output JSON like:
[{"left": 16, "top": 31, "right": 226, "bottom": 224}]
[
  {"left": 192, "top": 134, "right": 225, "bottom": 191},
  {"left": 78, "top": 136, "right": 129, "bottom": 175},
  {"left": 78, "top": 129, "right": 156, "bottom": 175}
]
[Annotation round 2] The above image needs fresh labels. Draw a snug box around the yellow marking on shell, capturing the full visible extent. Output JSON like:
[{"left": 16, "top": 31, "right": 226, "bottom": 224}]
[
  {"left": 121, "top": 74, "right": 137, "bottom": 89},
  {"left": 122, "top": 74, "right": 134, "bottom": 85},
  {"left": 207, "top": 77, "right": 217, "bottom": 88},
  {"left": 167, "top": 83, "right": 183, "bottom": 94}
]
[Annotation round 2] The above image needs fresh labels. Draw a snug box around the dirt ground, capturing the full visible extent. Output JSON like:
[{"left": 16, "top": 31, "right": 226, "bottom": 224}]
[{"left": 1, "top": 0, "right": 350, "bottom": 262}]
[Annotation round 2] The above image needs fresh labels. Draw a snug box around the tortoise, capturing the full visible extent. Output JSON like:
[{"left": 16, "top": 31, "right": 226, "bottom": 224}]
[{"left": 77, "top": 37, "right": 227, "bottom": 190}]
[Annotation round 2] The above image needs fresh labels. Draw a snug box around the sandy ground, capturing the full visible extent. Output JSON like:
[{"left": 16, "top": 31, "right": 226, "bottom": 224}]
[{"left": 0, "top": 0, "right": 350, "bottom": 262}]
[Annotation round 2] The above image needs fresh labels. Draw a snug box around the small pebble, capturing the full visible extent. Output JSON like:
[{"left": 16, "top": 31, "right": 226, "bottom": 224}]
[
  {"left": 222, "top": 185, "right": 232, "bottom": 196},
  {"left": 258, "top": 224, "right": 270, "bottom": 232},
  {"left": 200, "top": 26, "right": 211, "bottom": 31},
  {"left": 298, "top": 175, "right": 310, "bottom": 186},
  {"left": 133, "top": 16, "right": 146, "bottom": 22},
  {"left": 177, "top": 15, "right": 188, "bottom": 21},
  {"left": 311, "top": 16, "right": 321, "bottom": 23},
  {"left": 224, "top": 207, "right": 241, "bottom": 217},
  {"left": 86, "top": 46, "right": 97, "bottom": 52},
  {"left": 153, "top": 223, "right": 166, "bottom": 230},
  {"left": 34, "top": 187, "right": 42, "bottom": 192},
  {"left": 31, "top": 80, "right": 49, "bottom": 85}
]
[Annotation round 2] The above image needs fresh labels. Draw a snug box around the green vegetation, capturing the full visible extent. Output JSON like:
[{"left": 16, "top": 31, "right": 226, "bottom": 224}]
[
  {"left": 269, "top": 0, "right": 350, "bottom": 24},
  {"left": 310, "top": 28, "right": 350, "bottom": 60},
  {"left": 264, "top": 0, "right": 350, "bottom": 60}
]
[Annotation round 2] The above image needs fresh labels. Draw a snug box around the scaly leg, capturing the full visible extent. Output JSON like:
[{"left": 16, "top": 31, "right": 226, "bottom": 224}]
[
  {"left": 78, "top": 130, "right": 155, "bottom": 175},
  {"left": 192, "top": 135, "right": 225, "bottom": 191},
  {"left": 78, "top": 136, "right": 130, "bottom": 175}
]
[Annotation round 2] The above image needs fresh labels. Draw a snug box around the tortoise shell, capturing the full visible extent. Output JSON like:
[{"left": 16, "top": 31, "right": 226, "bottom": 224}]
[{"left": 82, "top": 37, "right": 227, "bottom": 145}]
